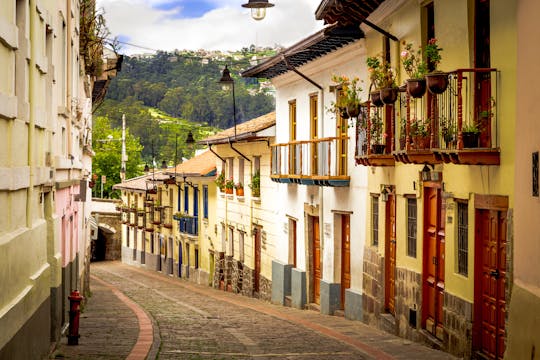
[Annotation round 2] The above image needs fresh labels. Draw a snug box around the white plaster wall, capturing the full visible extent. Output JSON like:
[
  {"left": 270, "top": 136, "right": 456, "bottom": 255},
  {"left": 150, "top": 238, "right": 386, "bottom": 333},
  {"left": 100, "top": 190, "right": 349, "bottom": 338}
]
[{"left": 271, "top": 40, "right": 370, "bottom": 291}]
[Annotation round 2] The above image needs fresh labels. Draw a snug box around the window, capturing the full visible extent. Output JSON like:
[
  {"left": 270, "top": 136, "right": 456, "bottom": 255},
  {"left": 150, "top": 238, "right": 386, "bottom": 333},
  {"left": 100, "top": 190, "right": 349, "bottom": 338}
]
[
  {"left": 238, "top": 158, "right": 244, "bottom": 187},
  {"left": 193, "top": 186, "right": 199, "bottom": 217},
  {"left": 203, "top": 185, "right": 209, "bottom": 219},
  {"left": 289, "top": 100, "right": 297, "bottom": 174},
  {"left": 126, "top": 224, "right": 130, "bottom": 247},
  {"left": 407, "top": 198, "right": 417, "bottom": 258},
  {"left": 310, "top": 94, "right": 318, "bottom": 175},
  {"left": 184, "top": 184, "right": 189, "bottom": 212},
  {"left": 228, "top": 158, "right": 234, "bottom": 180},
  {"left": 457, "top": 201, "right": 468, "bottom": 276},
  {"left": 372, "top": 196, "right": 379, "bottom": 246},
  {"left": 239, "top": 231, "right": 245, "bottom": 263},
  {"left": 195, "top": 247, "right": 199, "bottom": 269},
  {"left": 288, "top": 218, "right": 297, "bottom": 267},
  {"left": 254, "top": 156, "right": 260, "bottom": 173},
  {"left": 228, "top": 227, "right": 234, "bottom": 256}
]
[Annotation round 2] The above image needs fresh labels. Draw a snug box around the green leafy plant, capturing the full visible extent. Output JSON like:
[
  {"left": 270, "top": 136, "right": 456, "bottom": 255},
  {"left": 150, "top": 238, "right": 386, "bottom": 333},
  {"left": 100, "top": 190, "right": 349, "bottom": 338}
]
[
  {"left": 249, "top": 171, "right": 260, "bottom": 197},
  {"left": 401, "top": 42, "right": 428, "bottom": 79},
  {"left": 331, "top": 74, "right": 363, "bottom": 108},
  {"left": 462, "top": 122, "right": 480, "bottom": 134},
  {"left": 215, "top": 171, "right": 225, "bottom": 190},
  {"left": 370, "top": 113, "right": 385, "bottom": 144},
  {"left": 225, "top": 178, "right": 235, "bottom": 190},
  {"left": 367, "top": 55, "right": 396, "bottom": 89},
  {"left": 425, "top": 38, "right": 443, "bottom": 71}
]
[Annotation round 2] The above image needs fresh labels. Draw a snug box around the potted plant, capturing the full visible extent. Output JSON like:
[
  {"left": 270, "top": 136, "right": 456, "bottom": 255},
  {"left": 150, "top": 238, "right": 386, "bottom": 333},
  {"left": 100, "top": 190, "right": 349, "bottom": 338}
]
[
  {"left": 235, "top": 182, "right": 244, "bottom": 197},
  {"left": 411, "top": 119, "right": 430, "bottom": 150},
  {"left": 370, "top": 113, "right": 386, "bottom": 154},
  {"left": 249, "top": 171, "right": 260, "bottom": 197},
  {"left": 331, "top": 74, "right": 364, "bottom": 118},
  {"left": 215, "top": 171, "right": 225, "bottom": 192},
  {"left": 225, "top": 178, "right": 234, "bottom": 194},
  {"left": 399, "top": 117, "right": 407, "bottom": 150},
  {"left": 424, "top": 38, "right": 448, "bottom": 94},
  {"left": 440, "top": 117, "right": 456, "bottom": 149},
  {"left": 401, "top": 41, "right": 428, "bottom": 98},
  {"left": 462, "top": 122, "right": 480, "bottom": 148},
  {"left": 368, "top": 55, "right": 398, "bottom": 105},
  {"left": 366, "top": 56, "right": 384, "bottom": 107}
]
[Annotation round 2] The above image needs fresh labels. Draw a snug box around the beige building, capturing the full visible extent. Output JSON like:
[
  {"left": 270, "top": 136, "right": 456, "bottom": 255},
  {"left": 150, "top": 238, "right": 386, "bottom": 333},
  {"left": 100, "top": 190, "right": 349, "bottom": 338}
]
[
  {"left": 0, "top": 0, "right": 115, "bottom": 357},
  {"left": 200, "top": 112, "right": 276, "bottom": 300},
  {"left": 507, "top": 0, "right": 540, "bottom": 358}
]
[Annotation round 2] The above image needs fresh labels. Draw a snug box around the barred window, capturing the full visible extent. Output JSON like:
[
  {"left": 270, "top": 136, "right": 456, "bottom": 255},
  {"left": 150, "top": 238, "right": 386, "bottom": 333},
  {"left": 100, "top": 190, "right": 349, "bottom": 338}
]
[
  {"left": 407, "top": 198, "right": 417, "bottom": 257},
  {"left": 372, "top": 196, "right": 379, "bottom": 246},
  {"left": 457, "top": 202, "right": 468, "bottom": 276}
]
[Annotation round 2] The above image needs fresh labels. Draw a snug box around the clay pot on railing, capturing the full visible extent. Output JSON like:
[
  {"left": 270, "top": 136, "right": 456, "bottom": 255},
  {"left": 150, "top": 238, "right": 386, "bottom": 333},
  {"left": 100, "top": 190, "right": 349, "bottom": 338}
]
[
  {"left": 406, "top": 78, "right": 427, "bottom": 98},
  {"left": 380, "top": 87, "right": 399, "bottom": 105},
  {"left": 370, "top": 91, "right": 384, "bottom": 107},
  {"left": 425, "top": 72, "right": 449, "bottom": 94}
]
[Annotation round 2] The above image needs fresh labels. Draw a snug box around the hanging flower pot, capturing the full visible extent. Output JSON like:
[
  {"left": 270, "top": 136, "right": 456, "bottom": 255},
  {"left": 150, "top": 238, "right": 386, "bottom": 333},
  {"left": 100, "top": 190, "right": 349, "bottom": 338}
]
[
  {"left": 425, "top": 72, "right": 449, "bottom": 94},
  {"left": 380, "top": 87, "right": 398, "bottom": 105},
  {"left": 370, "top": 91, "right": 384, "bottom": 107},
  {"left": 339, "top": 107, "right": 350, "bottom": 119},
  {"left": 347, "top": 103, "right": 361, "bottom": 118},
  {"left": 406, "top": 78, "right": 427, "bottom": 98}
]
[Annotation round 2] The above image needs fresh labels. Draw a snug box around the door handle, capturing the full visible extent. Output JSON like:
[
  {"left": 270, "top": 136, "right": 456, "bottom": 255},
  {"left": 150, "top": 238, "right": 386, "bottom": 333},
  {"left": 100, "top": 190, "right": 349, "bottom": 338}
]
[{"left": 490, "top": 269, "right": 500, "bottom": 279}]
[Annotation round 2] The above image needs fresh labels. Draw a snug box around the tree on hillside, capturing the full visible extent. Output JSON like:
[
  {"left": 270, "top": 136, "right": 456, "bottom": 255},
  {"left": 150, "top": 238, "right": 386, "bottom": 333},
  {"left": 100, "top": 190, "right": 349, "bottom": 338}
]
[{"left": 92, "top": 115, "right": 143, "bottom": 198}]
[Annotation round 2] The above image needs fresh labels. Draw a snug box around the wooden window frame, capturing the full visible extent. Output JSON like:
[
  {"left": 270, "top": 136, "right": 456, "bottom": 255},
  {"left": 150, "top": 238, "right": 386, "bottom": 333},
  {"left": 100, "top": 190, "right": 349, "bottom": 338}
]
[{"left": 406, "top": 197, "right": 417, "bottom": 258}]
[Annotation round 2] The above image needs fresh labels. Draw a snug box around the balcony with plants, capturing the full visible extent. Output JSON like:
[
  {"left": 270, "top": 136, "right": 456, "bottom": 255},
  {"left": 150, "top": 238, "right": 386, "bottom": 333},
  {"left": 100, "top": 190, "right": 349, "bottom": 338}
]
[
  {"left": 174, "top": 212, "right": 199, "bottom": 237},
  {"left": 392, "top": 39, "right": 500, "bottom": 165},
  {"left": 144, "top": 200, "right": 154, "bottom": 232}
]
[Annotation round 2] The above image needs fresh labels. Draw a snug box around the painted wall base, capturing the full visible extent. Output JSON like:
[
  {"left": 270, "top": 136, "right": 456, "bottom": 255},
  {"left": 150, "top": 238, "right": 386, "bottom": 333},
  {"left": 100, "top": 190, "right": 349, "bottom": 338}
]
[
  {"left": 344, "top": 288, "right": 363, "bottom": 321},
  {"left": 320, "top": 280, "right": 341, "bottom": 315},
  {"left": 271, "top": 260, "right": 293, "bottom": 305},
  {"left": 291, "top": 268, "right": 306, "bottom": 309},
  {"left": 145, "top": 252, "right": 160, "bottom": 272},
  {"left": 506, "top": 284, "right": 540, "bottom": 360}
]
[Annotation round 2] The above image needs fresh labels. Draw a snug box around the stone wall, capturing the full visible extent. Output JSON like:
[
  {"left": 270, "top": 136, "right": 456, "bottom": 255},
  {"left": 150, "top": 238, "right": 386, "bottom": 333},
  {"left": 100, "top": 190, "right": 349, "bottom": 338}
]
[
  {"left": 362, "top": 246, "right": 384, "bottom": 325},
  {"left": 443, "top": 292, "right": 472, "bottom": 358},
  {"left": 395, "top": 267, "right": 422, "bottom": 341},
  {"left": 259, "top": 276, "right": 272, "bottom": 302}
]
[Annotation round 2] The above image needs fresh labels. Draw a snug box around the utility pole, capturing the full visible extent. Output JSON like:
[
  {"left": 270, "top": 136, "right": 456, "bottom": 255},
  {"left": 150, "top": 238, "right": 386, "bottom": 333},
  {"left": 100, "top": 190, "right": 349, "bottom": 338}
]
[{"left": 120, "top": 114, "right": 127, "bottom": 182}]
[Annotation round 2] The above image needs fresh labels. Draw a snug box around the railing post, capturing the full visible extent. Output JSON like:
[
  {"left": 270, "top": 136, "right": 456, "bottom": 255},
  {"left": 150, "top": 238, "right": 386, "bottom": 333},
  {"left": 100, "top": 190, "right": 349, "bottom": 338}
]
[{"left": 457, "top": 71, "right": 463, "bottom": 150}]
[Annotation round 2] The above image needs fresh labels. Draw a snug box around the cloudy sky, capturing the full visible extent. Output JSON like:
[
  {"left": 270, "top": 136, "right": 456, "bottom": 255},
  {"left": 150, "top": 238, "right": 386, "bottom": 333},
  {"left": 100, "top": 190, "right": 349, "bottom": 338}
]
[{"left": 96, "top": 0, "right": 325, "bottom": 54}]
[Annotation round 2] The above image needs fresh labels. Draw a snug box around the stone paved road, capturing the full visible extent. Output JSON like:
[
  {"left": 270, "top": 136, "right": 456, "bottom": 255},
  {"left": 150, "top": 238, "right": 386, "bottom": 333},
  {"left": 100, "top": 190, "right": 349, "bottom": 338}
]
[{"left": 57, "top": 261, "right": 457, "bottom": 360}]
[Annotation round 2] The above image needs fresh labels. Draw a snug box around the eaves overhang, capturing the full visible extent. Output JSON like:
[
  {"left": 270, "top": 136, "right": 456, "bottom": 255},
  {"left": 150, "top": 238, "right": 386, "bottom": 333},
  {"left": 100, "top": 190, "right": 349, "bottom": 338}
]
[
  {"left": 315, "top": 0, "right": 386, "bottom": 26},
  {"left": 241, "top": 23, "right": 364, "bottom": 79}
]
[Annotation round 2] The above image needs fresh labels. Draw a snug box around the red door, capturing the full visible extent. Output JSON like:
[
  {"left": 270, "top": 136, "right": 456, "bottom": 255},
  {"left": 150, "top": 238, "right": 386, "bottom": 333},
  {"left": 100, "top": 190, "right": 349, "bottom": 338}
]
[
  {"left": 422, "top": 185, "right": 445, "bottom": 339},
  {"left": 385, "top": 193, "right": 396, "bottom": 314},
  {"left": 475, "top": 209, "right": 507, "bottom": 359},
  {"left": 340, "top": 215, "right": 350, "bottom": 308},
  {"left": 254, "top": 227, "right": 261, "bottom": 293},
  {"left": 313, "top": 216, "right": 321, "bottom": 304}
]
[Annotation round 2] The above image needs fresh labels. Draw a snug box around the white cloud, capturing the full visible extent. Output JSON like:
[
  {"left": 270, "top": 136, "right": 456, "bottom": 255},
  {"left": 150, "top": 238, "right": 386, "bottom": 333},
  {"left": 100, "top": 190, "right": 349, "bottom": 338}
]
[{"left": 96, "top": 0, "right": 324, "bottom": 54}]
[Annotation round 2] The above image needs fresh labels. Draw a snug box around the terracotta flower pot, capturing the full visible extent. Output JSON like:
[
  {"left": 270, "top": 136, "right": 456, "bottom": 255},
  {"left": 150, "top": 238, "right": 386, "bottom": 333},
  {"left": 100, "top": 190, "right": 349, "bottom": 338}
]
[
  {"left": 380, "top": 87, "right": 398, "bottom": 105},
  {"left": 236, "top": 187, "right": 244, "bottom": 197},
  {"left": 425, "top": 72, "right": 449, "bottom": 94},
  {"left": 406, "top": 78, "right": 427, "bottom": 98},
  {"left": 370, "top": 91, "right": 384, "bottom": 107}
]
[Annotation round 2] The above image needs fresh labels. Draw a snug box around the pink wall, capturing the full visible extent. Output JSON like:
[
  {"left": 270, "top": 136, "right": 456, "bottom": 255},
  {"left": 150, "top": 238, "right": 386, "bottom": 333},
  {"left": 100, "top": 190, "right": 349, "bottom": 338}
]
[{"left": 55, "top": 186, "right": 79, "bottom": 267}]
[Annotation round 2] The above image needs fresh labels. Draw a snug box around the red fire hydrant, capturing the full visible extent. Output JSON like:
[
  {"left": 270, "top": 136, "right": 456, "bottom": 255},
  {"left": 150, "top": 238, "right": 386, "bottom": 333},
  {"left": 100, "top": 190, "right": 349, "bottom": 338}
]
[{"left": 67, "top": 290, "right": 83, "bottom": 345}]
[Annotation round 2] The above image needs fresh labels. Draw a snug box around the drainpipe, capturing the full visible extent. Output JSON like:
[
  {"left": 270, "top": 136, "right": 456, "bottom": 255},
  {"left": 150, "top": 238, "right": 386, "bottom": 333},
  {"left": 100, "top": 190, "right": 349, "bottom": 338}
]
[
  {"left": 207, "top": 143, "right": 226, "bottom": 163},
  {"left": 228, "top": 138, "right": 251, "bottom": 162}
]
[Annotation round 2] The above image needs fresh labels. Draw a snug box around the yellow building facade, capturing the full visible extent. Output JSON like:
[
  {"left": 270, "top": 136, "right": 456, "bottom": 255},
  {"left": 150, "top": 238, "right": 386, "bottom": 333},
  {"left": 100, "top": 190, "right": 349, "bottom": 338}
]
[{"left": 316, "top": 0, "right": 515, "bottom": 358}]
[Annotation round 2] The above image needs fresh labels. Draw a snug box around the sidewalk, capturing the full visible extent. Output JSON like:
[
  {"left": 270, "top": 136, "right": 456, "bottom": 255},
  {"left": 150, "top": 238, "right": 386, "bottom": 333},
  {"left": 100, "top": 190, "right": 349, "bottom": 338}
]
[{"left": 49, "top": 274, "right": 155, "bottom": 360}]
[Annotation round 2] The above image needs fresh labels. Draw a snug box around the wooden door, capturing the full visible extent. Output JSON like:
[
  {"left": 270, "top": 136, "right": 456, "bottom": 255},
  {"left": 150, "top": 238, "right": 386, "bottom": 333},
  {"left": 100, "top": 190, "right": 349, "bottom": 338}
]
[
  {"left": 385, "top": 193, "right": 396, "bottom": 314},
  {"left": 340, "top": 214, "right": 351, "bottom": 308},
  {"left": 313, "top": 216, "right": 321, "bottom": 304},
  {"left": 422, "top": 185, "right": 445, "bottom": 339},
  {"left": 254, "top": 227, "right": 261, "bottom": 293},
  {"left": 475, "top": 209, "right": 507, "bottom": 359}
]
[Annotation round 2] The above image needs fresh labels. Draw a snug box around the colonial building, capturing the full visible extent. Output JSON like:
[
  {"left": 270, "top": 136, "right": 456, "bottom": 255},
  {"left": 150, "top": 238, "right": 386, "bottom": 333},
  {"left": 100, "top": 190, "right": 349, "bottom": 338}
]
[
  {"left": 114, "top": 150, "right": 218, "bottom": 287},
  {"left": 0, "top": 0, "right": 115, "bottom": 357},
  {"left": 242, "top": 25, "right": 369, "bottom": 317},
  {"left": 200, "top": 112, "right": 276, "bottom": 301},
  {"left": 314, "top": 0, "right": 515, "bottom": 359}
]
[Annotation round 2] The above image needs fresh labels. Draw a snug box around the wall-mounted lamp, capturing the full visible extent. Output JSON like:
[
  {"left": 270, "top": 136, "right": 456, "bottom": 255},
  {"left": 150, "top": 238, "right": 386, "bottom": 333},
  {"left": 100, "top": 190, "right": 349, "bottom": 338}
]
[
  {"left": 421, "top": 164, "right": 433, "bottom": 182},
  {"left": 242, "top": 0, "right": 274, "bottom": 21},
  {"left": 381, "top": 186, "right": 389, "bottom": 202}
]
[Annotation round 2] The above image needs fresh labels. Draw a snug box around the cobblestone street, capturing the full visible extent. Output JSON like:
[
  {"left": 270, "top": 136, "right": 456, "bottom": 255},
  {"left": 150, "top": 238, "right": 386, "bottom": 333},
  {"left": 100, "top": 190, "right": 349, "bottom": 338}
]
[{"left": 52, "top": 261, "right": 456, "bottom": 360}]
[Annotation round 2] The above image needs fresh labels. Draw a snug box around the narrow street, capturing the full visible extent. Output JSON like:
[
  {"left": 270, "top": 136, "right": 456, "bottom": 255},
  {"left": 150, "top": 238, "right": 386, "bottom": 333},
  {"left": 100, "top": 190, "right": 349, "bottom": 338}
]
[{"left": 52, "top": 261, "right": 455, "bottom": 360}]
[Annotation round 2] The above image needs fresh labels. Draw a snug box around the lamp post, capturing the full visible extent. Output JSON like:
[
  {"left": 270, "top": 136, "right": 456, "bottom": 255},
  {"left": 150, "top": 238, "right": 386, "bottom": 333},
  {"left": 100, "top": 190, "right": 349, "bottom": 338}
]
[
  {"left": 242, "top": 0, "right": 274, "bottom": 21},
  {"left": 219, "top": 66, "right": 237, "bottom": 139}
]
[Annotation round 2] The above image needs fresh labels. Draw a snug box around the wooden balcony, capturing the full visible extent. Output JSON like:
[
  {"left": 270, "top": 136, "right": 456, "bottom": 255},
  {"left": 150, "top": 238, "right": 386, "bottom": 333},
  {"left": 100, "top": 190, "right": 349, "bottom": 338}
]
[
  {"left": 393, "top": 68, "right": 500, "bottom": 166},
  {"left": 271, "top": 136, "right": 350, "bottom": 187}
]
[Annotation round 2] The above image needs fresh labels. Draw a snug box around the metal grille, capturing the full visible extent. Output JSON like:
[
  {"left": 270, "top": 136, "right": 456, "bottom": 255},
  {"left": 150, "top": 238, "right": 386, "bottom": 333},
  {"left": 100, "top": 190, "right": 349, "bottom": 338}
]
[
  {"left": 372, "top": 196, "right": 379, "bottom": 246},
  {"left": 407, "top": 198, "right": 417, "bottom": 258},
  {"left": 457, "top": 202, "right": 468, "bottom": 276}
]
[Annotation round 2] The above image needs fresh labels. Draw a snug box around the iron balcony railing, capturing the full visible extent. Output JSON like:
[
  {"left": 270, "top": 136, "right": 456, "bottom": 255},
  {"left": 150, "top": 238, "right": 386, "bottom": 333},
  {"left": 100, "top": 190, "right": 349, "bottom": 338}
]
[
  {"left": 178, "top": 216, "right": 198, "bottom": 236},
  {"left": 270, "top": 136, "right": 349, "bottom": 186}
]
